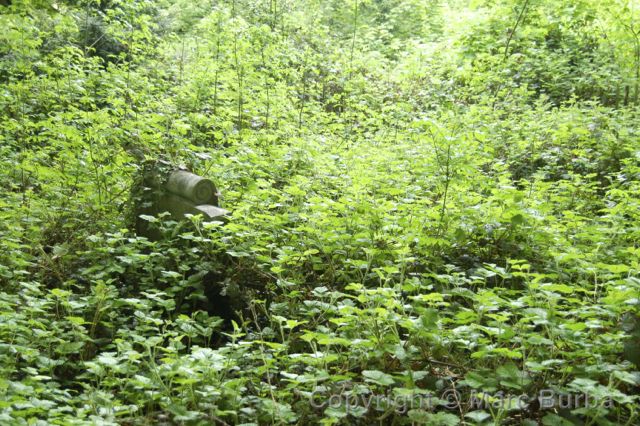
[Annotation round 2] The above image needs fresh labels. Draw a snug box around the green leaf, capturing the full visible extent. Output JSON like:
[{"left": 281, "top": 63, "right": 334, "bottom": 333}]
[
  {"left": 139, "top": 214, "right": 157, "bottom": 223},
  {"left": 362, "top": 370, "right": 395, "bottom": 386},
  {"left": 465, "top": 411, "right": 491, "bottom": 423},
  {"left": 510, "top": 213, "right": 525, "bottom": 225},
  {"left": 540, "top": 284, "right": 574, "bottom": 294},
  {"left": 542, "top": 413, "right": 574, "bottom": 426},
  {"left": 56, "top": 341, "right": 84, "bottom": 354}
]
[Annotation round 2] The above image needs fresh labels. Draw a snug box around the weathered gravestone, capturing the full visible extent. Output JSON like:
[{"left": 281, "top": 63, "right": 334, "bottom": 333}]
[
  {"left": 135, "top": 167, "right": 228, "bottom": 239},
  {"left": 129, "top": 163, "right": 244, "bottom": 321}
]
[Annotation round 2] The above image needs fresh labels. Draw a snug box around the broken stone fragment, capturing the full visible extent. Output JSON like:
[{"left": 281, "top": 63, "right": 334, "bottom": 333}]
[{"left": 194, "top": 204, "right": 228, "bottom": 219}]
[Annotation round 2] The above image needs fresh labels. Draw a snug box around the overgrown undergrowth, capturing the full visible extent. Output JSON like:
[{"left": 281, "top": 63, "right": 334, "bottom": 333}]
[{"left": 1, "top": 0, "right": 639, "bottom": 424}]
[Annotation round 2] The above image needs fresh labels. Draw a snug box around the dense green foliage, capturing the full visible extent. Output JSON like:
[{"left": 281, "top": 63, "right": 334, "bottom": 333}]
[{"left": 1, "top": 0, "right": 640, "bottom": 424}]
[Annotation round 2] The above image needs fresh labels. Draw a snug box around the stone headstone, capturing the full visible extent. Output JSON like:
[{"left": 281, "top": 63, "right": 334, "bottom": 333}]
[{"left": 135, "top": 169, "right": 228, "bottom": 238}]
